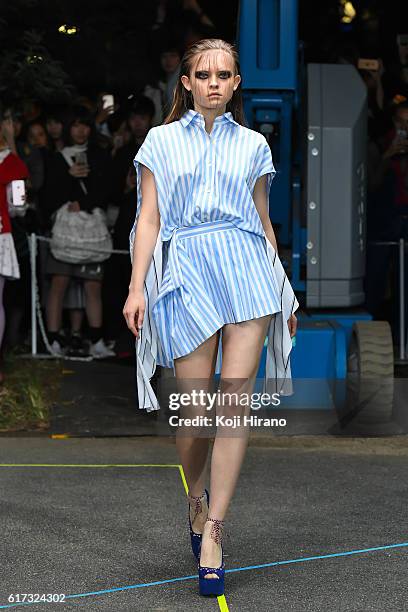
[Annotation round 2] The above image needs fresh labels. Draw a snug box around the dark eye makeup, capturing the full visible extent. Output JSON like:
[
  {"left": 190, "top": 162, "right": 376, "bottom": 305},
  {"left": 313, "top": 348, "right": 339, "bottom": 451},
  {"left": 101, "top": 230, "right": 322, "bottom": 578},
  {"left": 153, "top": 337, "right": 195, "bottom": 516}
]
[{"left": 195, "top": 70, "right": 232, "bottom": 79}]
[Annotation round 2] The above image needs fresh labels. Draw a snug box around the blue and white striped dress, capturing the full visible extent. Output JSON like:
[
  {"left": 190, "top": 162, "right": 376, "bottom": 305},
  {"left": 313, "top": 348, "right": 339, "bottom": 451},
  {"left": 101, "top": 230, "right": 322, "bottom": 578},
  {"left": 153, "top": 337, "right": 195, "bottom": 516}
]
[{"left": 129, "top": 109, "right": 299, "bottom": 411}]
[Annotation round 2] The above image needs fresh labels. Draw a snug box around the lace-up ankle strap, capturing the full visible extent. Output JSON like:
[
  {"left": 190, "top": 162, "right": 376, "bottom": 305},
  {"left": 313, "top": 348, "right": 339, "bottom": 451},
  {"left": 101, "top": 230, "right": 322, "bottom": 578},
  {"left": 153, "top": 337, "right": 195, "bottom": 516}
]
[
  {"left": 187, "top": 490, "right": 207, "bottom": 522},
  {"left": 206, "top": 517, "right": 225, "bottom": 545}
]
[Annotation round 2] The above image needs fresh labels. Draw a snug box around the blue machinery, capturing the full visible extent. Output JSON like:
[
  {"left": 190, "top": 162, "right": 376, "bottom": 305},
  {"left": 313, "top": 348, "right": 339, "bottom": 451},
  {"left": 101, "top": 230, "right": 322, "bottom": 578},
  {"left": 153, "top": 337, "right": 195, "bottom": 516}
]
[{"left": 237, "top": 0, "right": 395, "bottom": 415}]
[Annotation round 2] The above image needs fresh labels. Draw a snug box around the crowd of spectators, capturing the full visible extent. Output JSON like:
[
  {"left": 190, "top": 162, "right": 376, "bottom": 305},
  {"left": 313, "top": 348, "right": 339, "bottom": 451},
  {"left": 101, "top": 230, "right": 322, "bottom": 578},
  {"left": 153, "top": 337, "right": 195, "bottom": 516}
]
[
  {"left": 0, "top": 92, "right": 165, "bottom": 362},
  {"left": 356, "top": 52, "right": 408, "bottom": 345}
]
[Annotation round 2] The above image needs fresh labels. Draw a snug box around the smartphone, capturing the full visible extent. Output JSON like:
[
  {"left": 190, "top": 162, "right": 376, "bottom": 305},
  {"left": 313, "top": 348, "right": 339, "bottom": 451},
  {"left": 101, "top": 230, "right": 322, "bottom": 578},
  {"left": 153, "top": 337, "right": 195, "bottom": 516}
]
[
  {"left": 357, "top": 58, "right": 379, "bottom": 71},
  {"left": 75, "top": 151, "right": 88, "bottom": 166},
  {"left": 6, "top": 180, "right": 26, "bottom": 207},
  {"left": 102, "top": 94, "right": 115, "bottom": 114}
]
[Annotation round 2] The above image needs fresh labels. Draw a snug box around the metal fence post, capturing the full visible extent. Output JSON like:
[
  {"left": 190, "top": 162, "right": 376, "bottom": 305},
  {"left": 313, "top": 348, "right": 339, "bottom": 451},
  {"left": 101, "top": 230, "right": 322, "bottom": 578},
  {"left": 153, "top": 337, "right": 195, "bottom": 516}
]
[{"left": 30, "top": 233, "right": 37, "bottom": 356}]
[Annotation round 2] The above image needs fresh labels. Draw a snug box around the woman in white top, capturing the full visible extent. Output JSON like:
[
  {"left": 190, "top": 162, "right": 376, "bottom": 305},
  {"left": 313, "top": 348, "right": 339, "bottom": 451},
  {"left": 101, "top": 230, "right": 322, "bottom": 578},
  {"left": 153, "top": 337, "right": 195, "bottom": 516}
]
[{"left": 123, "top": 38, "right": 298, "bottom": 596}]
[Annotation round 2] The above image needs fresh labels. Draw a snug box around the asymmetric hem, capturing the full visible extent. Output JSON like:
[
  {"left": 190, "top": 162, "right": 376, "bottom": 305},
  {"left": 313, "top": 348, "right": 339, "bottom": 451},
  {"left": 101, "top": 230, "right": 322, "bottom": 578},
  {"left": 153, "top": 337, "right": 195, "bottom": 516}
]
[{"left": 131, "top": 223, "right": 299, "bottom": 412}]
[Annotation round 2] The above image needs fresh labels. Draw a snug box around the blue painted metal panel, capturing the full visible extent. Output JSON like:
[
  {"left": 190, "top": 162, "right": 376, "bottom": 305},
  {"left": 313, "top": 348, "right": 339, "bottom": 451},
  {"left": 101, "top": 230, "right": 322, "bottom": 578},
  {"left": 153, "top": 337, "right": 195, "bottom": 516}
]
[
  {"left": 238, "top": 0, "right": 298, "bottom": 91},
  {"left": 242, "top": 92, "right": 294, "bottom": 245}
]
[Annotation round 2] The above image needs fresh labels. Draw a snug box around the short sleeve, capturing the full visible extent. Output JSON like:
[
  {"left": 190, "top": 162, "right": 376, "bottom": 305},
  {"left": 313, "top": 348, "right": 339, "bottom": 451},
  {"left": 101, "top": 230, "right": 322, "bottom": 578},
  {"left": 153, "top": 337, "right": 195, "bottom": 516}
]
[
  {"left": 252, "top": 136, "right": 276, "bottom": 198},
  {"left": 133, "top": 129, "right": 155, "bottom": 176},
  {"left": 129, "top": 129, "right": 155, "bottom": 263}
]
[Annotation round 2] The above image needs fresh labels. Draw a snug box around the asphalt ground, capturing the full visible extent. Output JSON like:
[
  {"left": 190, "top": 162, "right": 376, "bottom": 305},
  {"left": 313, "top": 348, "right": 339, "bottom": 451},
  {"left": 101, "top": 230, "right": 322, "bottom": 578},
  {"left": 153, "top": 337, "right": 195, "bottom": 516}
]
[{"left": 1, "top": 436, "right": 408, "bottom": 611}]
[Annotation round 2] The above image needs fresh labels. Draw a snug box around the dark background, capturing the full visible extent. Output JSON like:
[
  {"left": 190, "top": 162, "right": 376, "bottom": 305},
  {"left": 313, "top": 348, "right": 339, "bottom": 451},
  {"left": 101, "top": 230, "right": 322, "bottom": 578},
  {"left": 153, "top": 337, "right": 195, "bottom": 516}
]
[{"left": 0, "top": 0, "right": 406, "bottom": 103}]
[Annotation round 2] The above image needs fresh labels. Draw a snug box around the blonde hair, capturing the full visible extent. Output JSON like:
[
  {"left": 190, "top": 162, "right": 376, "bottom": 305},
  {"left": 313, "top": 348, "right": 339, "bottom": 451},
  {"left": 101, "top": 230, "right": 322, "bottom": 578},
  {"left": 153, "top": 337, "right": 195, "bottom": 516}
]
[{"left": 163, "top": 38, "right": 245, "bottom": 125}]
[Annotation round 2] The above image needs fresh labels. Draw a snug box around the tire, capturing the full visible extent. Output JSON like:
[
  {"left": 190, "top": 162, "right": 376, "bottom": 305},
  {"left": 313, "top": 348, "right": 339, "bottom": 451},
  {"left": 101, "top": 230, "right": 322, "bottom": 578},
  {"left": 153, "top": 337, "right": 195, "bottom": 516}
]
[{"left": 346, "top": 320, "right": 394, "bottom": 425}]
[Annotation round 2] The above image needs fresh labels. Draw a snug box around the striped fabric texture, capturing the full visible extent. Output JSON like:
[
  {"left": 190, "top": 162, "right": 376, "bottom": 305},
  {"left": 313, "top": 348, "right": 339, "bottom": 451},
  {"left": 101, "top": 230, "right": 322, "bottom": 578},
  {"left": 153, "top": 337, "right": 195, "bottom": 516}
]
[{"left": 129, "top": 109, "right": 299, "bottom": 411}]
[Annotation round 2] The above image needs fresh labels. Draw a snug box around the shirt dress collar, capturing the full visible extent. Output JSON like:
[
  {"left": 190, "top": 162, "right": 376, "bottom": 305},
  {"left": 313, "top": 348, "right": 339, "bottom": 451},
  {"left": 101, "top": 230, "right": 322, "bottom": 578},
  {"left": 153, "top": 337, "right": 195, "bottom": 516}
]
[{"left": 180, "top": 109, "right": 239, "bottom": 128}]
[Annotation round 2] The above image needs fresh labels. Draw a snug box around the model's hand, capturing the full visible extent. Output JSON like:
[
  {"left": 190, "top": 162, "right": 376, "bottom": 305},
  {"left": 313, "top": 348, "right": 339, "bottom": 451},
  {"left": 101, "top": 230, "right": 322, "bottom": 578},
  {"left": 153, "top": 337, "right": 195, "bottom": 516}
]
[
  {"left": 287, "top": 313, "right": 297, "bottom": 338},
  {"left": 123, "top": 290, "right": 145, "bottom": 338}
]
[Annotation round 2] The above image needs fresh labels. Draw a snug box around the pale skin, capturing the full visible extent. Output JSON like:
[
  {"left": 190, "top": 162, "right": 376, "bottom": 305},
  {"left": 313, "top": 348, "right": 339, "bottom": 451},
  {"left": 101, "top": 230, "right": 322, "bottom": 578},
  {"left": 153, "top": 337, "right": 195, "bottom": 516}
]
[{"left": 123, "top": 49, "right": 297, "bottom": 576}]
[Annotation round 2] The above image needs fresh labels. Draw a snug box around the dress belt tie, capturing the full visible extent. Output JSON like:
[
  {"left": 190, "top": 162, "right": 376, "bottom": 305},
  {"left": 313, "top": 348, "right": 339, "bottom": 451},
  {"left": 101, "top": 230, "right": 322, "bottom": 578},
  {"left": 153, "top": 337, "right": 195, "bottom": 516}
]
[{"left": 165, "top": 219, "right": 237, "bottom": 292}]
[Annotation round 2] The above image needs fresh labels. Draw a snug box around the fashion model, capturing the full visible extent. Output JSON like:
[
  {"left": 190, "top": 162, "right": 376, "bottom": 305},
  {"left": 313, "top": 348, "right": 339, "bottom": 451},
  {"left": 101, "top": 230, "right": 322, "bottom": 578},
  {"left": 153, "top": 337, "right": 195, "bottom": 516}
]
[{"left": 124, "top": 38, "right": 299, "bottom": 597}]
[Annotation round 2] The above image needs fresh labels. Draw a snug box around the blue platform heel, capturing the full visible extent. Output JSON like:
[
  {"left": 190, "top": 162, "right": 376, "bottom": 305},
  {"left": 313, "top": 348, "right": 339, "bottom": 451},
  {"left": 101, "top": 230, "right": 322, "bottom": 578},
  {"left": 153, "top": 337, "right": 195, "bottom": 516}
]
[
  {"left": 188, "top": 489, "right": 210, "bottom": 561},
  {"left": 198, "top": 517, "right": 225, "bottom": 596}
]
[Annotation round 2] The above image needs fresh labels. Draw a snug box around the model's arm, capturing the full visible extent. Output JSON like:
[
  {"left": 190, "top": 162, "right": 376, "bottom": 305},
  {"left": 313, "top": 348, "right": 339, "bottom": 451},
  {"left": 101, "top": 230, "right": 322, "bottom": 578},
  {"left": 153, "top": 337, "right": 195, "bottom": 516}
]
[
  {"left": 254, "top": 174, "right": 297, "bottom": 336},
  {"left": 253, "top": 174, "right": 279, "bottom": 254},
  {"left": 123, "top": 164, "right": 160, "bottom": 337}
]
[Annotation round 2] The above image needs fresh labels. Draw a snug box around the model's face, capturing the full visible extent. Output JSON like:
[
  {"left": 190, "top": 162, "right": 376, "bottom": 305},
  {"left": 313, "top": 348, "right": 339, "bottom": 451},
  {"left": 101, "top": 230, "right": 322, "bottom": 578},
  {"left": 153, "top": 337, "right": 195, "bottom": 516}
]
[
  {"left": 70, "top": 121, "right": 91, "bottom": 144},
  {"left": 181, "top": 50, "right": 241, "bottom": 115},
  {"left": 46, "top": 118, "right": 63, "bottom": 140},
  {"left": 28, "top": 124, "right": 48, "bottom": 148}
]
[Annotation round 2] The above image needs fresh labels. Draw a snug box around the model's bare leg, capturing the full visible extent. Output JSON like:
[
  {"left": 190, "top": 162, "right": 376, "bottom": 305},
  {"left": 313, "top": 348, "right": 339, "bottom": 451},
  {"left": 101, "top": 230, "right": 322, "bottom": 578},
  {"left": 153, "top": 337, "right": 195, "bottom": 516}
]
[
  {"left": 174, "top": 329, "right": 220, "bottom": 535},
  {"left": 200, "top": 314, "right": 272, "bottom": 578}
]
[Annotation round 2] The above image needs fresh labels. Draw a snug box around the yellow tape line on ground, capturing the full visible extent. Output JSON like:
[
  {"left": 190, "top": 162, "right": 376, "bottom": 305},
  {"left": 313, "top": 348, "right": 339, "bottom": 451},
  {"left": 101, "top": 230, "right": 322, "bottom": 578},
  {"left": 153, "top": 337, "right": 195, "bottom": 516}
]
[{"left": 178, "top": 464, "right": 229, "bottom": 611}]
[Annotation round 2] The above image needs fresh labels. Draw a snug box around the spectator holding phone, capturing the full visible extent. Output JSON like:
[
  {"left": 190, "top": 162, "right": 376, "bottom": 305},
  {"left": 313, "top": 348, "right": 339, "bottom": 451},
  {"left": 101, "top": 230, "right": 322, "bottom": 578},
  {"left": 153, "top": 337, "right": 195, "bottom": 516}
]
[
  {"left": 94, "top": 91, "right": 117, "bottom": 147},
  {"left": 0, "top": 104, "right": 29, "bottom": 383},
  {"left": 381, "top": 99, "right": 408, "bottom": 214},
  {"left": 44, "top": 105, "right": 114, "bottom": 358}
]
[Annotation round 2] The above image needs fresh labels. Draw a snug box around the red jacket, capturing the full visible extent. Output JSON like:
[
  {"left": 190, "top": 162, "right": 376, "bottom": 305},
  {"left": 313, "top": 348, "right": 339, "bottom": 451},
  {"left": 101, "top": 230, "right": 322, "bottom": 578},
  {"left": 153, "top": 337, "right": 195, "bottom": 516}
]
[{"left": 0, "top": 152, "right": 29, "bottom": 234}]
